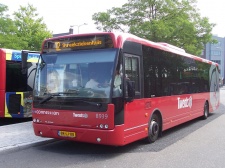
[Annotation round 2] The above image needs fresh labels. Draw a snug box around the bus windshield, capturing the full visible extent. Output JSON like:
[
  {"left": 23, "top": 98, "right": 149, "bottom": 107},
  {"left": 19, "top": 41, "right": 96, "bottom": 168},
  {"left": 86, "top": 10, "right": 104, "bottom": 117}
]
[{"left": 33, "top": 48, "right": 119, "bottom": 105}]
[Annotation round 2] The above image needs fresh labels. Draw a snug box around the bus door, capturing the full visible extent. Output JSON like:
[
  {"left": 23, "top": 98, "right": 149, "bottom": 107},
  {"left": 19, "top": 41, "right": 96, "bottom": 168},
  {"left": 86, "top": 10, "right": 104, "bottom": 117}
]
[{"left": 123, "top": 54, "right": 146, "bottom": 138}]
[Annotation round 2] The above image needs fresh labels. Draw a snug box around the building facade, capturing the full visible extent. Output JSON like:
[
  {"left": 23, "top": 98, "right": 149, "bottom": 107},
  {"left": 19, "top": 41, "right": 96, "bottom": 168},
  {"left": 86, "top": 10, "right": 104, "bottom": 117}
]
[
  {"left": 201, "top": 35, "right": 225, "bottom": 84},
  {"left": 52, "top": 28, "right": 73, "bottom": 37}
]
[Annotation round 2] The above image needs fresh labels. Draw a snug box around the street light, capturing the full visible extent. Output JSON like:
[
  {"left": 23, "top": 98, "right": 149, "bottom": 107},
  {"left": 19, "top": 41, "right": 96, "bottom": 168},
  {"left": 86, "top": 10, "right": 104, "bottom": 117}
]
[{"left": 70, "top": 23, "right": 88, "bottom": 34}]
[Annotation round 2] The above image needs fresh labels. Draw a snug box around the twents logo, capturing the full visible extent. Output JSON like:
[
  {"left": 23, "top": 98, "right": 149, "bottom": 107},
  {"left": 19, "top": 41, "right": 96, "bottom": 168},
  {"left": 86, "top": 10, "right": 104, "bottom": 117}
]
[
  {"left": 177, "top": 96, "right": 192, "bottom": 109},
  {"left": 73, "top": 113, "right": 88, "bottom": 118}
]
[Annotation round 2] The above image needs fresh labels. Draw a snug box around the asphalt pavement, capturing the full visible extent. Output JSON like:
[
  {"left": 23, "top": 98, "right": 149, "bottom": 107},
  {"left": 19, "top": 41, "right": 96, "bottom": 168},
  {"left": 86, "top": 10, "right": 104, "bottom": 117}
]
[{"left": 0, "top": 121, "right": 52, "bottom": 152}]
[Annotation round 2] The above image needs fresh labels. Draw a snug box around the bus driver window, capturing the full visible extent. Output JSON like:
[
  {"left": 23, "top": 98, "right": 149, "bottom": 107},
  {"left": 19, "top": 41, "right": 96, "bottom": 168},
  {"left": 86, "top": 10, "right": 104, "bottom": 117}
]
[{"left": 47, "top": 70, "right": 61, "bottom": 93}]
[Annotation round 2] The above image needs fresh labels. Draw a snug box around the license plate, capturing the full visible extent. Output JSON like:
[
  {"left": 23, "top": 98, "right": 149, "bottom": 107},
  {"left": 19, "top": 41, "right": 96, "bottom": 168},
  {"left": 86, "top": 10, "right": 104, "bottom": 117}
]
[{"left": 58, "top": 131, "right": 76, "bottom": 138}]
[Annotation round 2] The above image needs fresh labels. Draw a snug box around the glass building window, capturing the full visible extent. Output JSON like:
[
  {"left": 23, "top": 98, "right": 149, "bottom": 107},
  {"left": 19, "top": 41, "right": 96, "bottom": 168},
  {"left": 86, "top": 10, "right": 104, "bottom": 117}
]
[{"left": 211, "top": 50, "right": 221, "bottom": 56}]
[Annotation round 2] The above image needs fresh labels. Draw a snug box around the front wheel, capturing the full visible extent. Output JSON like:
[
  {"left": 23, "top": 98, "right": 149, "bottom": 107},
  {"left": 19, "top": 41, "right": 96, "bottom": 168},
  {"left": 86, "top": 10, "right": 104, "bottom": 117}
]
[{"left": 145, "top": 113, "right": 161, "bottom": 143}]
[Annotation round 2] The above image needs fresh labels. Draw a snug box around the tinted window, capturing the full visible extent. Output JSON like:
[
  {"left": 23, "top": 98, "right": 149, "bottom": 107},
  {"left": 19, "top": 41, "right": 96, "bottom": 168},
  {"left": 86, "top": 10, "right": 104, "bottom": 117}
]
[{"left": 142, "top": 45, "right": 211, "bottom": 98}]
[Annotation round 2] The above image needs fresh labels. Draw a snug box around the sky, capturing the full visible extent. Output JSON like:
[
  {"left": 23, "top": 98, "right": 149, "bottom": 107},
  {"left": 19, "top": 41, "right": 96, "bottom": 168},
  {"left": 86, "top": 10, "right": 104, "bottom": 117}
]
[{"left": 1, "top": 0, "right": 224, "bottom": 37}]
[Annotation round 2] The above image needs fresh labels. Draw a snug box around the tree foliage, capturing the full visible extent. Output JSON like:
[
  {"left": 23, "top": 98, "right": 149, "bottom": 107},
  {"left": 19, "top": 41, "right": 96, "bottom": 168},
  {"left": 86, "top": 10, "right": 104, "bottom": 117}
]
[
  {"left": 0, "top": 3, "right": 52, "bottom": 51},
  {"left": 92, "top": 0, "right": 216, "bottom": 55},
  {"left": 0, "top": 4, "right": 22, "bottom": 49}
]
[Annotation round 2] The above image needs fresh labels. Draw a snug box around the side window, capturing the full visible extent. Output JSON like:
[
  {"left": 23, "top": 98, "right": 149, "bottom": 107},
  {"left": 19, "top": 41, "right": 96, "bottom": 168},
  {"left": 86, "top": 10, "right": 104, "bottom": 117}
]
[{"left": 124, "top": 54, "right": 140, "bottom": 94}]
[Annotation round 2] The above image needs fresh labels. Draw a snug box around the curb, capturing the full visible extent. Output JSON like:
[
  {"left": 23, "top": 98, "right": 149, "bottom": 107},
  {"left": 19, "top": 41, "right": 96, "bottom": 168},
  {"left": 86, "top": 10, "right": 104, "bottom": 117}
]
[{"left": 0, "top": 138, "right": 56, "bottom": 154}]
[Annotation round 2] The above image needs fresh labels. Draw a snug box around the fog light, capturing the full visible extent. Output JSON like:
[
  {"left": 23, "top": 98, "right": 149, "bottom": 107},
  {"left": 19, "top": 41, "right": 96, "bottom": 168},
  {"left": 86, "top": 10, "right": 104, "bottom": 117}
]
[
  {"left": 33, "top": 118, "right": 36, "bottom": 122},
  {"left": 39, "top": 131, "right": 43, "bottom": 135},
  {"left": 96, "top": 138, "right": 101, "bottom": 142}
]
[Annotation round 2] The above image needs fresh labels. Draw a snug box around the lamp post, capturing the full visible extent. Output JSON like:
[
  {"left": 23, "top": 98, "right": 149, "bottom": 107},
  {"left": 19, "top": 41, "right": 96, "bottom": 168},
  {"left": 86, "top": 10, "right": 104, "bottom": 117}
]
[{"left": 70, "top": 23, "right": 88, "bottom": 34}]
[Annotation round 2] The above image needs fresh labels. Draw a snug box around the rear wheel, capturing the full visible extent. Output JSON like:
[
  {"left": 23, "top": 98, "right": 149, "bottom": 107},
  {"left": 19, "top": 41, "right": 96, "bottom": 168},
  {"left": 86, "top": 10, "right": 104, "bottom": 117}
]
[
  {"left": 146, "top": 113, "right": 161, "bottom": 143},
  {"left": 202, "top": 102, "right": 209, "bottom": 120}
]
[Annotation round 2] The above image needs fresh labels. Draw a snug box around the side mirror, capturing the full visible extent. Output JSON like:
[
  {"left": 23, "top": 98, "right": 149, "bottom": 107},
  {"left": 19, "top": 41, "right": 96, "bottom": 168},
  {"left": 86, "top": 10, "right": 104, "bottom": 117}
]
[{"left": 126, "top": 80, "right": 135, "bottom": 102}]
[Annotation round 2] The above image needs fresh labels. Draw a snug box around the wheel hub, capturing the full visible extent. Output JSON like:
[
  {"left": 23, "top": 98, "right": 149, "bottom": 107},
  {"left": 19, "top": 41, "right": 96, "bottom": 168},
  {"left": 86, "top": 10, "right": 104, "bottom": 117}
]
[{"left": 150, "top": 120, "right": 159, "bottom": 136}]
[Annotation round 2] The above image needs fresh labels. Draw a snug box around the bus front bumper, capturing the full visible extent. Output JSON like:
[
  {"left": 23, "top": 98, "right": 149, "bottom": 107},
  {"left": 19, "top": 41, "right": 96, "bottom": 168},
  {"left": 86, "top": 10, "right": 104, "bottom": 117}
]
[{"left": 32, "top": 122, "right": 126, "bottom": 146}]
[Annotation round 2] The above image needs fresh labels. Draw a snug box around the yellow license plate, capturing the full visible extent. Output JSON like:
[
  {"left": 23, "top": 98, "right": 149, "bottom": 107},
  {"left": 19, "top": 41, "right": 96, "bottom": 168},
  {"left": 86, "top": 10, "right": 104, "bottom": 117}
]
[{"left": 58, "top": 131, "right": 76, "bottom": 138}]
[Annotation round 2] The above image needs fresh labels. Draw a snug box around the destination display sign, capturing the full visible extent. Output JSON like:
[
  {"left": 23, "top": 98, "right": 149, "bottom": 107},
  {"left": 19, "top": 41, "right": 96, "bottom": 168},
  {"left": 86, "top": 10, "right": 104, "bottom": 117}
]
[
  {"left": 43, "top": 35, "right": 114, "bottom": 53},
  {"left": 7, "top": 50, "right": 39, "bottom": 62}
]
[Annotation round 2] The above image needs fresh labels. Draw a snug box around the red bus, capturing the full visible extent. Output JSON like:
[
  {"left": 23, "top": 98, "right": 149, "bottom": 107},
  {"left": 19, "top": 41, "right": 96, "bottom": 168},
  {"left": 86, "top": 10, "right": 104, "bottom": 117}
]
[
  {"left": 0, "top": 48, "right": 39, "bottom": 118},
  {"left": 32, "top": 32, "right": 220, "bottom": 146}
]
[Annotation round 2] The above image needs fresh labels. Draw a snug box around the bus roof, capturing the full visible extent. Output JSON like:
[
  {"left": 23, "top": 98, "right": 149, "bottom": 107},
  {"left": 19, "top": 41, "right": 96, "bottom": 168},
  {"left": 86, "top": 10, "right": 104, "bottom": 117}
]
[{"left": 42, "top": 32, "right": 218, "bottom": 66}]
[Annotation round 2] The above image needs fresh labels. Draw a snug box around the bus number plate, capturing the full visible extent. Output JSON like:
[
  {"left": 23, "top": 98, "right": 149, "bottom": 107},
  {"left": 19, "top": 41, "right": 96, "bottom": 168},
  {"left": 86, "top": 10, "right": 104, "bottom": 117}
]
[{"left": 58, "top": 131, "right": 76, "bottom": 138}]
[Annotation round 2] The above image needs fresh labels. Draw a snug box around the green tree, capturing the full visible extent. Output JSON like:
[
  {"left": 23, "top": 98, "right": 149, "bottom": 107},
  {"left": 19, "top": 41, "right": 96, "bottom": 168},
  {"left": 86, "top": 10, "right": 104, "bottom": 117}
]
[
  {"left": 13, "top": 4, "right": 52, "bottom": 51},
  {"left": 0, "top": 4, "right": 23, "bottom": 49},
  {"left": 92, "top": 0, "right": 216, "bottom": 55}
]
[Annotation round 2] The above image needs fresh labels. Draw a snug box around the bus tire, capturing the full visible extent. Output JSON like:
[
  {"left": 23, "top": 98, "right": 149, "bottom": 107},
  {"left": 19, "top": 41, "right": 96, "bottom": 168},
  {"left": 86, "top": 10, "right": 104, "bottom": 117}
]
[
  {"left": 202, "top": 102, "right": 209, "bottom": 120},
  {"left": 146, "top": 113, "right": 161, "bottom": 143}
]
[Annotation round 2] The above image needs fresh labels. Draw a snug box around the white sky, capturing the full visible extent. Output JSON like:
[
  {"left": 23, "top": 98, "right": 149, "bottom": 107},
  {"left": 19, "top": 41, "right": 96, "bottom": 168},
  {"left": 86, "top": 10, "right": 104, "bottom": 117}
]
[{"left": 1, "top": 0, "right": 224, "bottom": 37}]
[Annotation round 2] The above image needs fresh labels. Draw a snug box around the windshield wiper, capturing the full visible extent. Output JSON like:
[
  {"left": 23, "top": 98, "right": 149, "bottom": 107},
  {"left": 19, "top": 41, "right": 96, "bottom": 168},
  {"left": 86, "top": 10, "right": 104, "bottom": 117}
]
[
  {"left": 39, "top": 91, "right": 78, "bottom": 104},
  {"left": 39, "top": 91, "right": 101, "bottom": 107},
  {"left": 74, "top": 99, "right": 102, "bottom": 107}
]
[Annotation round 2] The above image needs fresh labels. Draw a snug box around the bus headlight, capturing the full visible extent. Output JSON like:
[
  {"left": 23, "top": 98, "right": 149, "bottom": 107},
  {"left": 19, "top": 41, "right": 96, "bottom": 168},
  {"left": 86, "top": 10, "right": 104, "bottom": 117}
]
[
  {"left": 104, "top": 124, "right": 108, "bottom": 129},
  {"left": 33, "top": 118, "right": 41, "bottom": 123},
  {"left": 99, "top": 124, "right": 109, "bottom": 129}
]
